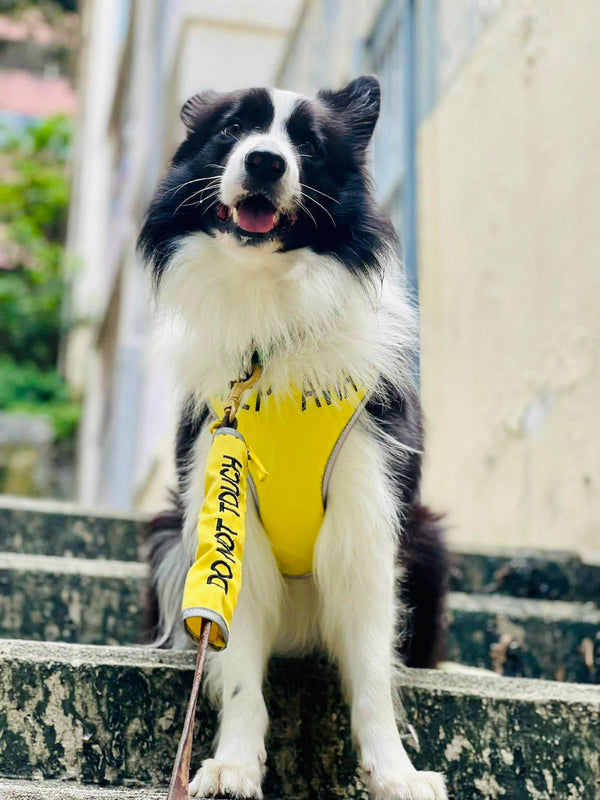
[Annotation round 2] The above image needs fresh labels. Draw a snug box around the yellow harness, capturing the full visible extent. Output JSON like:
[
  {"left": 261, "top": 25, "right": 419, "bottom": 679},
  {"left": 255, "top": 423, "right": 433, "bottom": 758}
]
[{"left": 210, "top": 377, "right": 369, "bottom": 576}]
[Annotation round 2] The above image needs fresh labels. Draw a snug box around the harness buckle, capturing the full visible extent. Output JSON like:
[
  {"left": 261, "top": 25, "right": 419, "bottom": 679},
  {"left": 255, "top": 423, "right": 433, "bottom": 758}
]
[{"left": 222, "top": 362, "right": 262, "bottom": 426}]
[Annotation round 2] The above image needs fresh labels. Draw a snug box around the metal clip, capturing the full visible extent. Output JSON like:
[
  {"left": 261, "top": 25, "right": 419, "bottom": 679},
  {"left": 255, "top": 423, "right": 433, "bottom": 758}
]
[{"left": 222, "top": 362, "right": 262, "bottom": 425}]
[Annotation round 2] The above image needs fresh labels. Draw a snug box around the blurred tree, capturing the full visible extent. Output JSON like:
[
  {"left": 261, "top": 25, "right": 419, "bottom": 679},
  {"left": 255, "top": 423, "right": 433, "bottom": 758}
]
[
  {"left": 0, "top": 1, "right": 77, "bottom": 13},
  {"left": 0, "top": 115, "right": 79, "bottom": 440}
]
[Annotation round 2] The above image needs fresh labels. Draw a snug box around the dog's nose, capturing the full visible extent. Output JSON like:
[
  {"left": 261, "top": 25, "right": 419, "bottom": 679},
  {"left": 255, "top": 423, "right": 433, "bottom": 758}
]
[{"left": 244, "top": 150, "right": 287, "bottom": 182}]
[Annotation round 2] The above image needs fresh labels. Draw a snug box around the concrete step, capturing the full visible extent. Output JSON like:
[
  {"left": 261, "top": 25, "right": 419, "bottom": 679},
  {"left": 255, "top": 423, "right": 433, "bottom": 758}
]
[
  {"left": 1, "top": 640, "right": 599, "bottom": 800},
  {"left": 0, "top": 779, "right": 167, "bottom": 799},
  {"left": 0, "top": 497, "right": 145, "bottom": 562},
  {"left": 3, "top": 498, "right": 600, "bottom": 606},
  {"left": 450, "top": 544, "right": 600, "bottom": 604},
  {"left": 0, "top": 779, "right": 285, "bottom": 799},
  {"left": 447, "top": 591, "right": 600, "bottom": 683},
  {"left": 0, "top": 553, "right": 147, "bottom": 646},
  {"left": 2, "top": 553, "right": 598, "bottom": 683}
]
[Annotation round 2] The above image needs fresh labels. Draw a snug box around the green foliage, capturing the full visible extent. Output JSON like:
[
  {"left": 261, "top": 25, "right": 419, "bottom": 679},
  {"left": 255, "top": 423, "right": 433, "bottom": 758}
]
[
  {"left": 0, "top": 115, "right": 79, "bottom": 440},
  {"left": 0, "top": 358, "right": 79, "bottom": 440},
  {"left": 0, "top": 1, "right": 77, "bottom": 14}
]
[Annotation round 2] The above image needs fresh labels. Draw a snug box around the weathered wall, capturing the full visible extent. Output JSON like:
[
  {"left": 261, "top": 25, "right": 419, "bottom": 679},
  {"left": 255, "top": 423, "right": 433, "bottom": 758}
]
[{"left": 418, "top": 0, "right": 600, "bottom": 551}]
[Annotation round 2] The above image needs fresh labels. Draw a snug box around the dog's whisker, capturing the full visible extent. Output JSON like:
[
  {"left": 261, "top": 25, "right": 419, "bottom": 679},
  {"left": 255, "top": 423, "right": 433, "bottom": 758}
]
[
  {"left": 297, "top": 199, "right": 318, "bottom": 229},
  {"left": 173, "top": 183, "right": 222, "bottom": 214},
  {"left": 198, "top": 181, "right": 222, "bottom": 201},
  {"left": 192, "top": 190, "right": 220, "bottom": 208},
  {"left": 201, "top": 197, "right": 221, "bottom": 217},
  {"left": 167, "top": 174, "right": 222, "bottom": 197},
  {"left": 174, "top": 191, "right": 210, "bottom": 215},
  {"left": 302, "top": 192, "right": 337, "bottom": 227},
  {"left": 299, "top": 183, "right": 340, "bottom": 204}
]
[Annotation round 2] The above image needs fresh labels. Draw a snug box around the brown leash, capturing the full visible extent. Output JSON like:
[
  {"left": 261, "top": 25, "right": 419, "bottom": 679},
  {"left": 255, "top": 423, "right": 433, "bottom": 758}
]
[{"left": 167, "top": 618, "right": 212, "bottom": 800}]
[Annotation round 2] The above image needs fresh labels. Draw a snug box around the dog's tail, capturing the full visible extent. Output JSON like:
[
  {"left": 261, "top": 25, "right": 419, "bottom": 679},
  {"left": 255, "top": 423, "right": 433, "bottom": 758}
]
[
  {"left": 141, "top": 492, "right": 189, "bottom": 648},
  {"left": 399, "top": 504, "right": 449, "bottom": 668}
]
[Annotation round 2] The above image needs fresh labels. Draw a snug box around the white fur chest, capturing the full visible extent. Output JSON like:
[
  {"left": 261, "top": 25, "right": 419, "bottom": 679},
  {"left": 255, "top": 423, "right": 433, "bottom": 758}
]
[{"left": 155, "top": 232, "right": 417, "bottom": 404}]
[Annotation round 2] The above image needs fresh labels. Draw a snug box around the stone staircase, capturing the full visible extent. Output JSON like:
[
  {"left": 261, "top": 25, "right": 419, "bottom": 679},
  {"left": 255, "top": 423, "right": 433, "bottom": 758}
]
[{"left": 0, "top": 496, "right": 599, "bottom": 799}]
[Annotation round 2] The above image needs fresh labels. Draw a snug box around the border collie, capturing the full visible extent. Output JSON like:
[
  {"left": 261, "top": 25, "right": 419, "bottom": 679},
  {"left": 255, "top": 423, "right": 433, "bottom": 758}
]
[{"left": 139, "top": 76, "right": 449, "bottom": 800}]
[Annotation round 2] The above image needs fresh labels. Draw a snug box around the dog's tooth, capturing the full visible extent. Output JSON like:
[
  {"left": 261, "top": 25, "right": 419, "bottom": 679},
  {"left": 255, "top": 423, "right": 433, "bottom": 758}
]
[
  {"left": 273, "top": 212, "right": 280, "bottom": 225},
  {"left": 232, "top": 207, "right": 239, "bottom": 224}
]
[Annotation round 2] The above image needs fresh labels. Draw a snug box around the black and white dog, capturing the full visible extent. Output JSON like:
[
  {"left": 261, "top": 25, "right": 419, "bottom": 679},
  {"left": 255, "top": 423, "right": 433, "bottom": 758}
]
[{"left": 139, "top": 77, "right": 449, "bottom": 800}]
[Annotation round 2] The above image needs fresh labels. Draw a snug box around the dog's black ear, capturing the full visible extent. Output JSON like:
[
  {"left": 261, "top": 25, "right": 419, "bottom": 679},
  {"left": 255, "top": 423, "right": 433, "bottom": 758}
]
[
  {"left": 318, "top": 75, "right": 381, "bottom": 149},
  {"left": 180, "top": 90, "right": 221, "bottom": 133}
]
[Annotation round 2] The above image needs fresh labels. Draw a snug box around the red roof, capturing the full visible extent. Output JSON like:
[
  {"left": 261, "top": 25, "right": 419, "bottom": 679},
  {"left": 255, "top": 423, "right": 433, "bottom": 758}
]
[
  {"left": 0, "top": 10, "right": 78, "bottom": 47},
  {"left": 0, "top": 69, "right": 76, "bottom": 116}
]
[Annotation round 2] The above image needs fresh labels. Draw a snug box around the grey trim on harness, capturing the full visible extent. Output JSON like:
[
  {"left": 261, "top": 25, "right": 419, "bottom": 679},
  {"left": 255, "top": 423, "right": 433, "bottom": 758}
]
[
  {"left": 283, "top": 386, "right": 373, "bottom": 581},
  {"left": 321, "top": 387, "right": 374, "bottom": 505},
  {"left": 183, "top": 606, "right": 229, "bottom": 651},
  {"left": 282, "top": 571, "right": 313, "bottom": 580},
  {"left": 246, "top": 472, "right": 260, "bottom": 511}
]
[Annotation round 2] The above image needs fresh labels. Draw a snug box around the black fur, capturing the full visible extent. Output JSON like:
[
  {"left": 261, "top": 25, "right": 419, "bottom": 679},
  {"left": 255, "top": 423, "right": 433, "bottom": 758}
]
[
  {"left": 366, "top": 383, "right": 449, "bottom": 667},
  {"left": 400, "top": 505, "right": 448, "bottom": 668},
  {"left": 140, "top": 495, "right": 183, "bottom": 644},
  {"left": 365, "top": 382, "right": 424, "bottom": 505}
]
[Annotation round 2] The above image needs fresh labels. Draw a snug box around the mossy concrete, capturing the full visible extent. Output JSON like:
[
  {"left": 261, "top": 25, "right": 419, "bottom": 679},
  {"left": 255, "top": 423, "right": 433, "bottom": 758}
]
[
  {"left": 0, "top": 553, "right": 148, "bottom": 646},
  {"left": 451, "top": 545, "right": 600, "bottom": 605},
  {"left": 447, "top": 591, "right": 600, "bottom": 683},
  {"left": 0, "top": 779, "right": 287, "bottom": 800},
  {"left": 3, "top": 556, "right": 598, "bottom": 684},
  {"left": 1, "top": 640, "right": 599, "bottom": 800},
  {"left": 0, "top": 779, "right": 168, "bottom": 799},
  {"left": 2, "top": 500, "right": 600, "bottom": 798},
  {"left": 0, "top": 497, "right": 146, "bottom": 562},
  {"left": 4, "top": 498, "right": 600, "bottom": 605}
]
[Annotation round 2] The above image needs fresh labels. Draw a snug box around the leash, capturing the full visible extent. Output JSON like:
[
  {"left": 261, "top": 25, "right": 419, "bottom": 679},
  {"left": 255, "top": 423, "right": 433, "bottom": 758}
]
[
  {"left": 166, "top": 363, "right": 263, "bottom": 800},
  {"left": 167, "top": 618, "right": 211, "bottom": 800}
]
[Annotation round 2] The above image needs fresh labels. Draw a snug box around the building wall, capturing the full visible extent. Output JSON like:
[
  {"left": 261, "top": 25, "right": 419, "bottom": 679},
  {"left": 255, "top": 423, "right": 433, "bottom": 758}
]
[
  {"left": 277, "top": 0, "right": 380, "bottom": 92},
  {"left": 418, "top": 0, "right": 600, "bottom": 551}
]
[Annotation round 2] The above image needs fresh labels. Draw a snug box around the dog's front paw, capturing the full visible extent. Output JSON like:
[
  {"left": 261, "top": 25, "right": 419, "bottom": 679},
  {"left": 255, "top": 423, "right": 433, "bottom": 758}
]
[
  {"left": 367, "top": 769, "right": 448, "bottom": 800},
  {"left": 189, "top": 758, "right": 263, "bottom": 799}
]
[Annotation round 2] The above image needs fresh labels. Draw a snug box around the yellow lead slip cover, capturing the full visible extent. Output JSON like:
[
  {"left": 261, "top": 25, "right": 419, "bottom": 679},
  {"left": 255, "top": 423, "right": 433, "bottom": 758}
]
[{"left": 182, "top": 426, "right": 252, "bottom": 650}]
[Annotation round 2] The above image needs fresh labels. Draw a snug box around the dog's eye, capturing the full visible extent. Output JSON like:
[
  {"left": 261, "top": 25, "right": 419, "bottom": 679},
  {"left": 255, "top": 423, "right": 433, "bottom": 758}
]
[
  {"left": 223, "top": 121, "right": 242, "bottom": 137},
  {"left": 300, "top": 141, "right": 317, "bottom": 157}
]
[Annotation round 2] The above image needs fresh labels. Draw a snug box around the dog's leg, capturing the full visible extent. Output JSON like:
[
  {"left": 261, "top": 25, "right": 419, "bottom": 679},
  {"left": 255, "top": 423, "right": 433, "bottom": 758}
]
[
  {"left": 314, "top": 426, "right": 448, "bottom": 800},
  {"left": 189, "top": 500, "right": 284, "bottom": 799}
]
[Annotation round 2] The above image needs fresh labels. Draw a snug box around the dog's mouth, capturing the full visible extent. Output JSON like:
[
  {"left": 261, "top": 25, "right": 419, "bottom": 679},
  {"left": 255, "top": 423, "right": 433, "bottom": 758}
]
[{"left": 216, "top": 194, "right": 298, "bottom": 239}]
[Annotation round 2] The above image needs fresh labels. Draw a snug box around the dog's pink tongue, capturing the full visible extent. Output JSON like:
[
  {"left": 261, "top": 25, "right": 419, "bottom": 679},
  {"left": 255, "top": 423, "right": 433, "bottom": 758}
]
[{"left": 237, "top": 198, "right": 275, "bottom": 233}]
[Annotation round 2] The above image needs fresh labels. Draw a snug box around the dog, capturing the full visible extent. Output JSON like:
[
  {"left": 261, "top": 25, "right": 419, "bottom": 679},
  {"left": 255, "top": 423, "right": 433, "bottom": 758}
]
[{"left": 139, "top": 76, "right": 449, "bottom": 800}]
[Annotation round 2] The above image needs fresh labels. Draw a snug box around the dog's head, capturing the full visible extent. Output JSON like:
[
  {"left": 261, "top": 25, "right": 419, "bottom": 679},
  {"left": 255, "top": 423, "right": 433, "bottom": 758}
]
[{"left": 140, "top": 77, "right": 396, "bottom": 286}]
